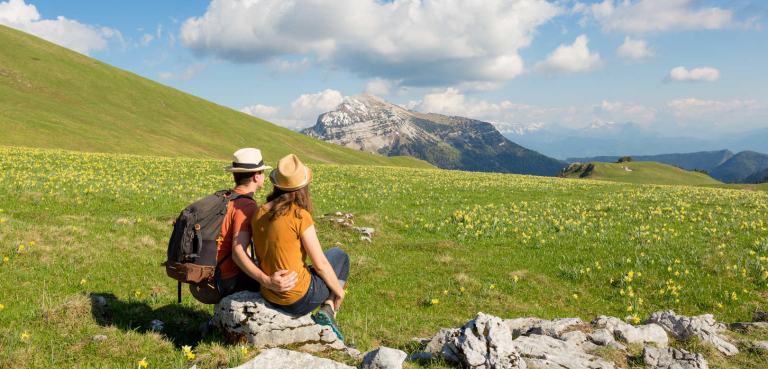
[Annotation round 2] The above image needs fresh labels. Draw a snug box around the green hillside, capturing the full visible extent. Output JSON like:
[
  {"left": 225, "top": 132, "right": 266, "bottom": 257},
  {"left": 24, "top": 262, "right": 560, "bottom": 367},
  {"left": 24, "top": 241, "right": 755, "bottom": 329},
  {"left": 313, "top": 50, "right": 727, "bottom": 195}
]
[
  {"left": 0, "top": 25, "right": 432, "bottom": 168},
  {"left": 559, "top": 161, "right": 722, "bottom": 185},
  {"left": 710, "top": 151, "right": 768, "bottom": 183}
]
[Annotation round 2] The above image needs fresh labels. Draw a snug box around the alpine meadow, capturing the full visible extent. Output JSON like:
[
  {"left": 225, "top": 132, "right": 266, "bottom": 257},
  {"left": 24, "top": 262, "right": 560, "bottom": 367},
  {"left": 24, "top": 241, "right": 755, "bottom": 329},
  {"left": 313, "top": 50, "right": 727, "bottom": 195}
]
[{"left": 2, "top": 146, "right": 768, "bottom": 367}]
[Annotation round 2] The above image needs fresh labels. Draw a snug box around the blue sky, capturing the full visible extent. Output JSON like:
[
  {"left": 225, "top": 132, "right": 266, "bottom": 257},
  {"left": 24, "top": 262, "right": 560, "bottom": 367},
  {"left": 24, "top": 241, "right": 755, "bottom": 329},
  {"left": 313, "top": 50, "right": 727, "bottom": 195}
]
[{"left": 1, "top": 0, "right": 766, "bottom": 137}]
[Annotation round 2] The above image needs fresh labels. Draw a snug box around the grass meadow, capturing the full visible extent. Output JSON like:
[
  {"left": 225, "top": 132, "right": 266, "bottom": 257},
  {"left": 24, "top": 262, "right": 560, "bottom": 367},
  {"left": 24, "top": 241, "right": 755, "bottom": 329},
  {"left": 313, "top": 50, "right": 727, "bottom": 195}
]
[{"left": 2, "top": 146, "right": 768, "bottom": 368}]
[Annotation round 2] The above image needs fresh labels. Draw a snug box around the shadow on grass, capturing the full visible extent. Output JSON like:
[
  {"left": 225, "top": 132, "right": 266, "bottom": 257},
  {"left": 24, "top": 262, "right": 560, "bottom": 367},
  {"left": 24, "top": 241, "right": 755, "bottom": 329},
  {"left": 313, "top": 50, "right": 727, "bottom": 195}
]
[{"left": 89, "top": 293, "right": 219, "bottom": 348}]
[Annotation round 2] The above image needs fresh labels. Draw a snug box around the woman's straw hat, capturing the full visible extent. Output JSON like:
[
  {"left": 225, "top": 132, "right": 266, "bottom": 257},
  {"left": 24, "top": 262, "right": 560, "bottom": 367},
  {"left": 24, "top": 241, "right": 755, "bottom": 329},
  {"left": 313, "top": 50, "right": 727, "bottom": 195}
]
[
  {"left": 269, "top": 154, "right": 313, "bottom": 191},
  {"left": 224, "top": 148, "right": 272, "bottom": 172}
]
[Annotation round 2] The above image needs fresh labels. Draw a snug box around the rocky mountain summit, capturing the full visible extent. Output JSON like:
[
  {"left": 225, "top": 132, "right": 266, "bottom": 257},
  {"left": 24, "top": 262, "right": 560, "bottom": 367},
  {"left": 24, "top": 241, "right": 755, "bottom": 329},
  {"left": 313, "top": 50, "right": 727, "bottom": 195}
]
[{"left": 302, "top": 94, "right": 567, "bottom": 176}]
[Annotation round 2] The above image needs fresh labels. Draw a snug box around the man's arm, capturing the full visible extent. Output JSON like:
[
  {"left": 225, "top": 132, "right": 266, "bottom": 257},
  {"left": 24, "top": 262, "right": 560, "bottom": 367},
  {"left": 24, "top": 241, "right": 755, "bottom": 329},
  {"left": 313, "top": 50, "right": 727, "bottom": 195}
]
[{"left": 231, "top": 231, "right": 298, "bottom": 292}]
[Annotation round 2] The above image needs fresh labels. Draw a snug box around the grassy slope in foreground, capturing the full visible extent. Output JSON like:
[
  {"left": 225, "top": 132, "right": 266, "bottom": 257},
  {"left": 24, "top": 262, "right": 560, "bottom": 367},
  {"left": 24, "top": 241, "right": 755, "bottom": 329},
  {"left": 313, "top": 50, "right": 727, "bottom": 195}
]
[
  {"left": 0, "top": 25, "right": 431, "bottom": 168},
  {"left": 561, "top": 161, "right": 722, "bottom": 186},
  {"left": 2, "top": 147, "right": 768, "bottom": 368}
]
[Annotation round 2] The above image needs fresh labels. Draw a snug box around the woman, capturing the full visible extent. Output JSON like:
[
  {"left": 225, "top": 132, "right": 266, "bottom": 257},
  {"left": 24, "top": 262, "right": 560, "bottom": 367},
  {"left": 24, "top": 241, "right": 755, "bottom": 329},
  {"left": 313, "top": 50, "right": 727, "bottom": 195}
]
[{"left": 251, "top": 154, "right": 349, "bottom": 341}]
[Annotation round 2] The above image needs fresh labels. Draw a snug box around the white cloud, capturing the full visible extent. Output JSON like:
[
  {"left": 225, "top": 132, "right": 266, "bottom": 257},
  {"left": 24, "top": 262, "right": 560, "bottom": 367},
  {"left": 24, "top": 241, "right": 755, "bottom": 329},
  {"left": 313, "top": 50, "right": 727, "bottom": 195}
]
[
  {"left": 157, "top": 23, "right": 162, "bottom": 38},
  {"left": 240, "top": 104, "right": 280, "bottom": 118},
  {"left": 417, "top": 88, "right": 659, "bottom": 130},
  {"left": 0, "top": 0, "right": 123, "bottom": 55},
  {"left": 580, "top": 0, "right": 750, "bottom": 34},
  {"left": 168, "top": 31, "right": 176, "bottom": 45},
  {"left": 289, "top": 89, "right": 345, "bottom": 120},
  {"left": 663, "top": 66, "right": 721, "bottom": 83},
  {"left": 158, "top": 62, "right": 207, "bottom": 82},
  {"left": 179, "top": 0, "right": 563, "bottom": 88},
  {"left": 363, "top": 78, "right": 413, "bottom": 96},
  {"left": 265, "top": 57, "right": 311, "bottom": 76},
  {"left": 616, "top": 36, "right": 656, "bottom": 62},
  {"left": 140, "top": 33, "right": 154, "bottom": 46},
  {"left": 666, "top": 98, "right": 766, "bottom": 118},
  {"left": 534, "top": 35, "right": 602, "bottom": 75}
]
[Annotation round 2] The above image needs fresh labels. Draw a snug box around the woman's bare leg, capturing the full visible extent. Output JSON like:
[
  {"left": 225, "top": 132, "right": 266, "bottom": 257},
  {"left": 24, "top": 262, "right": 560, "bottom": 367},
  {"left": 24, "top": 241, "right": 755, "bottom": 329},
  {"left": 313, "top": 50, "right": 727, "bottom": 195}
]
[{"left": 325, "top": 292, "right": 336, "bottom": 317}]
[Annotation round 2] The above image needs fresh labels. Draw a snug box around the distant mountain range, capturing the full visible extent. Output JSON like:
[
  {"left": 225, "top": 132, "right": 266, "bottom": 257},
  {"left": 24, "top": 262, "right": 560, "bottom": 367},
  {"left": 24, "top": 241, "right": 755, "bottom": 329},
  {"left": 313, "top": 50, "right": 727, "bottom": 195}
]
[
  {"left": 569, "top": 150, "right": 734, "bottom": 172},
  {"left": 709, "top": 151, "right": 768, "bottom": 183},
  {"left": 497, "top": 121, "right": 768, "bottom": 161},
  {"left": 302, "top": 94, "right": 567, "bottom": 176}
]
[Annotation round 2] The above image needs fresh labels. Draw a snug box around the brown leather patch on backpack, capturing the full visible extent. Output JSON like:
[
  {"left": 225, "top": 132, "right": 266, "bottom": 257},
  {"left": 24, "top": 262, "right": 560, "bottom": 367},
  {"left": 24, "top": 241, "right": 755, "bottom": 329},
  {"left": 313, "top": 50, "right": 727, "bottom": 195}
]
[{"left": 163, "top": 261, "right": 215, "bottom": 284}]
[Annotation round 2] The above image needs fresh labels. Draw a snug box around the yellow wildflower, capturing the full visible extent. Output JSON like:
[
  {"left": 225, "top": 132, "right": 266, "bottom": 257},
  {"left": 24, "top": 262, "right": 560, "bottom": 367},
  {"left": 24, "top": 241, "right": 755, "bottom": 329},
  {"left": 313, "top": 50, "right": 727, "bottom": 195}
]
[{"left": 138, "top": 358, "right": 148, "bottom": 368}]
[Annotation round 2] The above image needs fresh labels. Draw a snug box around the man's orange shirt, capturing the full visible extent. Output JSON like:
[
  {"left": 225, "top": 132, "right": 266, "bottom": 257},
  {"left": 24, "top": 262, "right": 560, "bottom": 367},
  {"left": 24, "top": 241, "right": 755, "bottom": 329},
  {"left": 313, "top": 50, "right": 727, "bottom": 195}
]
[{"left": 216, "top": 189, "right": 257, "bottom": 280}]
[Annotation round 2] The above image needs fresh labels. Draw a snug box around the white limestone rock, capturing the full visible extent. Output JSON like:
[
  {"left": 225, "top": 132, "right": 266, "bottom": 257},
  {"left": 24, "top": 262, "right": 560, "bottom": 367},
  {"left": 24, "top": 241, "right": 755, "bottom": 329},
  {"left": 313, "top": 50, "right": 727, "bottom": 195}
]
[
  {"left": 613, "top": 323, "right": 669, "bottom": 347},
  {"left": 559, "top": 331, "right": 601, "bottom": 352},
  {"left": 230, "top": 348, "right": 354, "bottom": 369},
  {"left": 150, "top": 319, "right": 164, "bottom": 332},
  {"left": 642, "top": 346, "right": 708, "bottom": 369},
  {"left": 362, "top": 346, "right": 407, "bottom": 369},
  {"left": 214, "top": 291, "right": 347, "bottom": 353},
  {"left": 512, "top": 334, "right": 615, "bottom": 369},
  {"left": 503, "top": 317, "right": 543, "bottom": 338},
  {"left": 646, "top": 310, "right": 738, "bottom": 356},
  {"left": 587, "top": 329, "right": 626, "bottom": 351},
  {"left": 528, "top": 318, "right": 583, "bottom": 338},
  {"left": 591, "top": 316, "right": 625, "bottom": 333},
  {"left": 426, "top": 313, "right": 526, "bottom": 369}
]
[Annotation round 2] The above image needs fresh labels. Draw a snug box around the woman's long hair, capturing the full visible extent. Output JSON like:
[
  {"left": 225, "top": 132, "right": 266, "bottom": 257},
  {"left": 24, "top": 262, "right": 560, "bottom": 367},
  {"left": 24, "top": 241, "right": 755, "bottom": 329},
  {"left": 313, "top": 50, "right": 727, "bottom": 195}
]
[{"left": 265, "top": 185, "right": 313, "bottom": 221}]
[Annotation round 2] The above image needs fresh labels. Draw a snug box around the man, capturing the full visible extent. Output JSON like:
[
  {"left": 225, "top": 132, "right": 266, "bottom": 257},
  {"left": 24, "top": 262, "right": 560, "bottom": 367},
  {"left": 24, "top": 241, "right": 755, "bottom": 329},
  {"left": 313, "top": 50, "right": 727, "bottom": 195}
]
[{"left": 192, "top": 148, "right": 299, "bottom": 302}]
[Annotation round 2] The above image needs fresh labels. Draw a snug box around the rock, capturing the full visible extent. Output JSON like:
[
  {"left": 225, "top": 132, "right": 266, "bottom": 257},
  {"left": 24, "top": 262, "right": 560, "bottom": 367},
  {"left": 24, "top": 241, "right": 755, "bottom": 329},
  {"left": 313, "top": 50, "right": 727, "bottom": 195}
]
[
  {"left": 214, "top": 291, "right": 347, "bottom": 354},
  {"left": 559, "top": 331, "right": 601, "bottom": 352},
  {"left": 591, "top": 316, "right": 625, "bottom": 332},
  {"left": 410, "top": 337, "right": 431, "bottom": 345},
  {"left": 362, "top": 346, "right": 407, "bottom": 369},
  {"left": 503, "top": 317, "right": 543, "bottom": 338},
  {"left": 528, "top": 317, "right": 583, "bottom": 338},
  {"left": 231, "top": 348, "right": 354, "bottom": 369},
  {"left": 426, "top": 313, "right": 526, "bottom": 369},
  {"left": 335, "top": 242, "right": 343, "bottom": 247},
  {"left": 354, "top": 227, "right": 375, "bottom": 236},
  {"left": 646, "top": 310, "right": 737, "bottom": 356},
  {"left": 360, "top": 236, "right": 372, "bottom": 243},
  {"left": 150, "top": 319, "right": 164, "bottom": 331},
  {"left": 753, "top": 341, "right": 768, "bottom": 352},
  {"left": 406, "top": 352, "right": 435, "bottom": 363},
  {"left": 613, "top": 323, "right": 669, "bottom": 347},
  {"left": 92, "top": 296, "right": 107, "bottom": 306},
  {"left": 512, "top": 334, "right": 615, "bottom": 369},
  {"left": 730, "top": 322, "right": 768, "bottom": 331},
  {"left": 93, "top": 335, "right": 108, "bottom": 341},
  {"left": 587, "top": 329, "right": 626, "bottom": 351},
  {"left": 642, "top": 346, "right": 708, "bottom": 369},
  {"left": 753, "top": 311, "right": 767, "bottom": 322}
]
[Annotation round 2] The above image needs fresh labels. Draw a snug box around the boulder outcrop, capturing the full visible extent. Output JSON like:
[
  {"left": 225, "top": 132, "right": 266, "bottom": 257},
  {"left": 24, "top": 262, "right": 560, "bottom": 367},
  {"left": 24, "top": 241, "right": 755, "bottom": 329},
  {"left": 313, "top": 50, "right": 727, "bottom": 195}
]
[
  {"left": 214, "top": 291, "right": 352, "bottom": 354},
  {"left": 425, "top": 312, "right": 526, "bottom": 369},
  {"left": 642, "top": 346, "right": 709, "bottom": 369},
  {"left": 646, "top": 310, "right": 737, "bottom": 356},
  {"left": 231, "top": 348, "right": 354, "bottom": 369}
]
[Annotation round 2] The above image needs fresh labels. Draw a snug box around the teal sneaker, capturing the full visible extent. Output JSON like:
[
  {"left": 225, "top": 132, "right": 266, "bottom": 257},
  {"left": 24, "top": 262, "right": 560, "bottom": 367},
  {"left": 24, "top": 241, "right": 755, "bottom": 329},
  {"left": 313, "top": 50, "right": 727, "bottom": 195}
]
[{"left": 313, "top": 303, "right": 343, "bottom": 341}]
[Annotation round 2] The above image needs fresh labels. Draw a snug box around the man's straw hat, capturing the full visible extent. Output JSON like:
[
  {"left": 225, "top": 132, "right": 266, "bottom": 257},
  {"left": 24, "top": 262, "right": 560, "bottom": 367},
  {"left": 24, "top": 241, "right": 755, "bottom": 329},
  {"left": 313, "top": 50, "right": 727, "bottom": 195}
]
[
  {"left": 223, "top": 148, "right": 272, "bottom": 172},
  {"left": 269, "top": 154, "right": 313, "bottom": 191}
]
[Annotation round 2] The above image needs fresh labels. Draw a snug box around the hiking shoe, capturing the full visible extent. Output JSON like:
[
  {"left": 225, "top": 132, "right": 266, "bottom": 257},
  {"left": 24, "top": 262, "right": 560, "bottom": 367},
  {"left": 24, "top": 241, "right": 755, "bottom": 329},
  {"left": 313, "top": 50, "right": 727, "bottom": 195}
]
[{"left": 313, "top": 304, "right": 343, "bottom": 341}]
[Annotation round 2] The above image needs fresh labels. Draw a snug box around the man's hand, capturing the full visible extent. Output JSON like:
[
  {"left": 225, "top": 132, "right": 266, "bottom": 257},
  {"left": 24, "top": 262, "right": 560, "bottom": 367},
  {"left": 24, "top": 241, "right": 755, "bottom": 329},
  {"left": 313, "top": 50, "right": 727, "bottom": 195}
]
[{"left": 264, "top": 270, "right": 298, "bottom": 292}]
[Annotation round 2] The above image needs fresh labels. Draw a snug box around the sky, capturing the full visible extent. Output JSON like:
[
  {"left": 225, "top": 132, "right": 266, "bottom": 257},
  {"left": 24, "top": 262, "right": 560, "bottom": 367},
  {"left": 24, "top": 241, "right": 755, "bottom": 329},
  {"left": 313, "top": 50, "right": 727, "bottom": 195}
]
[{"left": 1, "top": 0, "right": 767, "bottom": 138}]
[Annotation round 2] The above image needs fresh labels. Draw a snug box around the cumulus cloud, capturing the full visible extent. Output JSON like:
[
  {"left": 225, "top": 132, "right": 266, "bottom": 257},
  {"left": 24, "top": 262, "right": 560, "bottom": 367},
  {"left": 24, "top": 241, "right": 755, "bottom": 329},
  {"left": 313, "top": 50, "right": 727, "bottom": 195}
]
[
  {"left": 0, "top": 0, "right": 123, "bottom": 55},
  {"left": 579, "top": 0, "right": 751, "bottom": 34},
  {"left": 663, "top": 66, "right": 721, "bottom": 83},
  {"left": 616, "top": 36, "right": 656, "bottom": 62},
  {"left": 158, "top": 62, "right": 207, "bottom": 82},
  {"left": 239, "top": 104, "right": 280, "bottom": 118},
  {"left": 289, "top": 89, "right": 344, "bottom": 120},
  {"left": 179, "top": 0, "right": 562, "bottom": 88},
  {"left": 416, "top": 88, "right": 660, "bottom": 130},
  {"left": 534, "top": 35, "right": 602, "bottom": 75}
]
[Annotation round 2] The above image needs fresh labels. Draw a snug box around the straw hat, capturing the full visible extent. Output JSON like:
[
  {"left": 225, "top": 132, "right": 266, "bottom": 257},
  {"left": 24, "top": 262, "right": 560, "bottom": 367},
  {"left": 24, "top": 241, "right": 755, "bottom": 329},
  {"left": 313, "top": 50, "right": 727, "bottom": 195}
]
[
  {"left": 269, "top": 154, "right": 313, "bottom": 191},
  {"left": 224, "top": 148, "right": 272, "bottom": 172}
]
